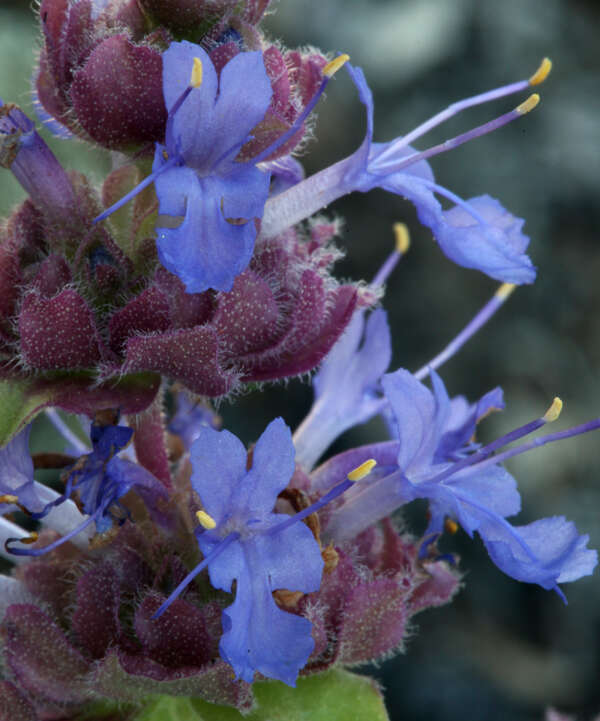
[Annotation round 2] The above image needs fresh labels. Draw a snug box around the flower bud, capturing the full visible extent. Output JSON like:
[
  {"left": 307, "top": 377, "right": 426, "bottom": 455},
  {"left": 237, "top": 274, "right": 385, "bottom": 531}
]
[
  {"left": 35, "top": 0, "right": 167, "bottom": 150},
  {"left": 0, "top": 101, "right": 76, "bottom": 223}
]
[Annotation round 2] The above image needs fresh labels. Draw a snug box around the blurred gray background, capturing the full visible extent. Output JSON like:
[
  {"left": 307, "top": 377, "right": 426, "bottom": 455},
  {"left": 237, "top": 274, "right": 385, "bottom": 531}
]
[{"left": 1, "top": 0, "right": 599, "bottom": 719}]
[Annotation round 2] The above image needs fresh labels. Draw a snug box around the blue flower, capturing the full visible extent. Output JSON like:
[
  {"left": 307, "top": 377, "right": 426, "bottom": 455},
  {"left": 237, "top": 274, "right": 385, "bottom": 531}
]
[
  {"left": 6, "top": 420, "right": 167, "bottom": 557},
  {"left": 68, "top": 422, "right": 165, "bottom": 533},
  {"left": 261, "top": 62, "right": 545, "bottom": 284},
  {"left": 343, "top": 65, "right": 537, "bottom": 284},
  {"left": 381, "top": 369, "right": 596, "bottom": 598},
  {"left": 156, "top": 418, "right": 324, "bottom": 686},
  {"left": 151, "top": 41, "right": 273, "bottom": 293},
  {"left": 318, "top": 368, "right": 596, "bottom": 599}
]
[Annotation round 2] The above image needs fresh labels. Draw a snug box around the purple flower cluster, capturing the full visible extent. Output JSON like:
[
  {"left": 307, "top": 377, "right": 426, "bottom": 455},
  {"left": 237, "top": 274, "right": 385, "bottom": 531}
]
[{"left": 0, "top": 1, "right": 596, "bottom": 719}]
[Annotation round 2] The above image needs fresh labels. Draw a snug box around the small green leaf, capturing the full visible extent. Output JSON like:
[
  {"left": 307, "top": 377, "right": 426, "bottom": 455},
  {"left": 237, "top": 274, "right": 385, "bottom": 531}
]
[
  {"left": 132, "top": 670, "right": 389, "bottom": 721},
  {"left": 73, "top": 699, "right": 136, "bottom": 720},
  {"left": 0, "top": 379, "right": 54, "bottom": 447},
  {"left": 133, "top": 697, "right": 201, "bottom": 721}
]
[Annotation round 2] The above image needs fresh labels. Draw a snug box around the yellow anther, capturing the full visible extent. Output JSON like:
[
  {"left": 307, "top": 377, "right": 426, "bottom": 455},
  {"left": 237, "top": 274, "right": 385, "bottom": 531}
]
[
  {"left": 495, "top": 282, "right": 516, "bottom": 301},
  {"left": 190, "top": 57, "right": 203, "bottom": 88},
  {"left": 0, "top": 494, "right": 19, "bottom": 504},
  {"left": 393, "top": 222, "right": 410, "bottom": 254},
  {"left": 529, "top": 57, "right": 552, "bottom": 86},
  {"left": 444, "top": 518, "right": 459, "bottom": 535},
  {"left": 323, "top": 54, "right": 350, "bottom": 78},
  {"left": 347, "top": 458, "right": 377, "bottom": 482},
  {"left": 543, "top": 397, "right": 563, "bottom": 423},
  {"left": 196, "top": 510, "right": 217, "bottom": 530},
  {"left": 516, "top": 93, "right": 540, "bottom": 115}
]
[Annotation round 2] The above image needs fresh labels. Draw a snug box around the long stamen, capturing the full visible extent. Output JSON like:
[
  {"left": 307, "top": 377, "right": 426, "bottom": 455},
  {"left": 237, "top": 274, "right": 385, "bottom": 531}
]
[
  {"left": 5, "top": 508, "right": 100, "bottom": 557},
  {"left": 371, "top": 223, "right": 410, "bottom": 287},
  {"left": 152, "top": 531, "right": 240, "bottom": 618},
  {"left": 414, "top": 282, "right": 516, "bottom": 381},
  {"left": 268, "top": 459, "right": 376, "bottom": 536},
  {"left": 371, "top": 94, "right": 540, "bottom": 175},
  {"left": 93, "top": 56, "right": 205, "bottom": 226},
  {"left": 251, "top": 54, "right": 350, "bottom": 165},
  {"left": 26, "top": 483, "right": 91, "bottom": 544},
  {"left": 454, "top": 416, "right": 600, "bottom": 480},
  {"left": 425, "top": 398, "right": 570, "bottom": 487},
  {"left": 373, "top": 58, "right": 550, "bottom": 167},
  {"left": 93, "top": 155, "right": 180, "bottom": 224}
]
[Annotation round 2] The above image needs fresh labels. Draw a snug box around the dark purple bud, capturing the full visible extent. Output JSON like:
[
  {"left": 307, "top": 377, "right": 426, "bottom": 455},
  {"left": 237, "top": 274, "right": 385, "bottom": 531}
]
[
  {"left": 0, "top": 102, "right": 76, "bottom": 223},
  {"left": 1, "top": 604, "right": 91, "bottom": 705},
  {"left": 19, "top": 288, "right": 104, "bottom": 370},
  {"left": 70, "top": 35, "right": 167, "bottom": 150},
  {"left": 35, "top": 0, "right": 170, "bottom": 151},
  {"left": 0, "top": 681, "right": 37, "bottom": 721},
  {"left": 124, "top": 326, "right": 238, "bottom": 396},
  {"left": 18, "top": 552, "right": 76, "bottom": 624},
  {"left": 72, "top": 563, "right": 122, "bottom": 659},
  {"left": 238, "top": 268, "right": 357, "bottom": 383},
  {"left": 0, "top": 202, "right": 46, "bottom": 342},
  {"left": 212, "top": 270, "right": 282, "bottom": 356},
  {"left": 154, "top": 268, "right": 214, "bottom": 328},
  {"left": 336, "top": 577, "right": 409, "bottom": 664},
  {"left": 109, "top": 286, "right": 171, "bottom": 355},
  {"left": 134, "top": 594, "right": 216, "bottom": 668}
]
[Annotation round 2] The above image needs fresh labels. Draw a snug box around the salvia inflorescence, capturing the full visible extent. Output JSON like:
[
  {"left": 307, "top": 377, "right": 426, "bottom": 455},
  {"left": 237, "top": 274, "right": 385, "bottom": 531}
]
[{"left": 0, "top": 1, "right": 596, "bottom": 718}]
